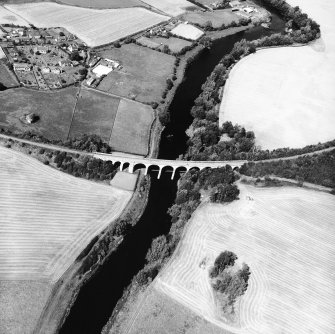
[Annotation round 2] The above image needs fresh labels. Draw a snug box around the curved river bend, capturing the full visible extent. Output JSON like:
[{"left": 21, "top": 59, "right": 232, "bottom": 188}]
[{"left": 60, "top": 6, "right": 285, "bottom": 334}]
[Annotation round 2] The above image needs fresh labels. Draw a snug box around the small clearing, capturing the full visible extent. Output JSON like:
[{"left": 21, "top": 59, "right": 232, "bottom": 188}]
[
  {"left": 155, "top": 184, "right": 335, "bottom": 333},
  {"left": 219, "top": 0, "right": 335, "bottom": 149},
  {"left": 5, "top": 3, "right": 169, "bottom": 47},
  {"left": 171, "top": 23, "right": 204, "bottom": 40},
  {"left": 151, "top": 36, "right": 192, "bottom": 53},
  {"left": 140, "top": 0, "right": 199, "bottom": 17}
]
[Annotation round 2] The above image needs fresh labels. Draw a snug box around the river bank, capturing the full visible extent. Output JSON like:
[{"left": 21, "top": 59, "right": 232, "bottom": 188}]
[{"left": 32, "top": 173, "right": 150, "bottom": 334}]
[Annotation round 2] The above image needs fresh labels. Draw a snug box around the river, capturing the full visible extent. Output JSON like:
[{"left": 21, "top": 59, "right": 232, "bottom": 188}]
[{"left": 59, "top": 5, "right": 285, "bottom": 334}]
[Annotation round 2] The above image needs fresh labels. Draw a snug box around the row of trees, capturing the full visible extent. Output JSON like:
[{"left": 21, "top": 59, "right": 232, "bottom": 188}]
[
  {"left": 240, "top": 149, "right": 335, "bottom": 190},
  {"left": 0, "top": 128, "right": 112, "bottom": 153},
  {"left": 135, "top": 166, "right": 240, "bottom": 286}
]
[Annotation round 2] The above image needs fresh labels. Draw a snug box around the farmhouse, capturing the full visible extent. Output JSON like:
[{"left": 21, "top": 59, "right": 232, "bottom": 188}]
[
  {"left": 34, "top": 46, "right": 48, "bottom": 54},
  {"left": 86, "top": 76, "right": 96, "bottom": 86},
  {"left": 58, "top": 59, "right": 72, "bottom": 67},
  {"left": 13, "top": 62, "right": 31, "bottom": 71}
]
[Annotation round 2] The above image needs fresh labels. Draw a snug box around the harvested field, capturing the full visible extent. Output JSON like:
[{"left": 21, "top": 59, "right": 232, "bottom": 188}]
[
  {"left": 0, "top": 280, "right": 53, "bottom": 334},
  {"left": 0, "top": 145, "right": 132, "bottom": 282},
  {"left": 0, "top": 5, "right": 29, "bottom": 25},
  {"left": 220, "top": 0, "right": 335, "bottom": 149},
  {"left": 0, "top": 87, "right": 78, "bottom": 140},
  {"left": 109, "top": 99, "right": 154, "bottom": 156},
  {"left": 182, "top": 9, "right": 240, "bottom": 28},
  {"left": 69, "top": 87, "right": 120, "bottom": 142},
  {"left": 151, "top": 36, "right": 192, "bottom": 53},
  {"left": 98, "top": 43, "right": 175, "bottom": 104},
  {"left": 5, "top": 3, "right": 169, "bottom": 47},
  {"left": 0, "top": 61, "right": 19, "bottom": 88},
  {"left": 140, "top": 0, "right": 198, "bottom": 17},
  {"left": 171, "top": 23, "right": 204, "bottom": 40},
  {"left": 156, "top": 184, "right": 335, "bottom": 333},
  {"left": 106, "top": 285, "right": 231, "bottom": 334},
  {"left": 57, "top": 0, "right": 147, "bottom": 9}
]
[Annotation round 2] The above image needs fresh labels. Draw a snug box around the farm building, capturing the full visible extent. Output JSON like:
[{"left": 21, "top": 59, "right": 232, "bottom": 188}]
[
  {"left": 171, "top": 23, "right": 204, "bottom": 41},
  {"left": 13, "top": 62, "right": 31, "bottom": 71},
  {"left": 58, "top": 59, "right": 72, "bottom": 67},
  {"left": 92, "top": 64, "right": 113, "bottom": 77},
  {"left": 34, "top": 46, "right": 48, "bottom": 54},
  {"left": 86, "top": 77, "right": 96, "bottom": 86},
  {"left": 41, "top": 67, "right": 50, "bottom": 73}
]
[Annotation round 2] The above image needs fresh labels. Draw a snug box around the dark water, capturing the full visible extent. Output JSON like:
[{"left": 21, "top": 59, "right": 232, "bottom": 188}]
[{"left": 59, "top": 8, "right": 285, "bottom": 334}]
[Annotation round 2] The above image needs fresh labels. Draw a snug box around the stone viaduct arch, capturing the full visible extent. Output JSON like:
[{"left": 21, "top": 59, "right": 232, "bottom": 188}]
[{"left": 94, "top": 153, "right": 247, "bottom": 179}]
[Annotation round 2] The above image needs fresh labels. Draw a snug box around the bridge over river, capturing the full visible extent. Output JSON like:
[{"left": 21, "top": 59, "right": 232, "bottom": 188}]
[{"left": 94, "top": 153, "right": 246, "bottom": 179}]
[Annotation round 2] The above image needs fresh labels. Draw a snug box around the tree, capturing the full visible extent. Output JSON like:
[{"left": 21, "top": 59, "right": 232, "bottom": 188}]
[
  {"left": 210, "top": 184, "right": 240, "bottom": 203},
  {"left": 145, "top": 235, "right": 169, "bottom": 263},
  {"left": 158, "top": 109, "right": 170, "bottom": 126},
  {"left": 213, "top": 251, "right": 237, "bottom": 274}
]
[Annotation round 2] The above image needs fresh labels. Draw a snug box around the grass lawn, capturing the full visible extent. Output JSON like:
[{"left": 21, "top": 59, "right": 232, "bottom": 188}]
[
  {"left": 0, "top": 86, "right": 78, "bottom": 140},
  {"left": 57, "top": 0, "right": 147, "bottom": 9},
  {"left": 97, "top": 43, "right": 175, "bottom": 104},
  {"left": 0, "top": 61, "right": 19, "bottom": 88},
  {"left": 109, "top": 99, "right": 154, "bottom": 156},
  {"left": 151, "top": 36, "right": 192, "bottom": 53},
  {"left": 69, "top": 87, "right": 120, "bottom": 142},
  {"left": 182, "top": 9, "right": 240, "bottom": 28}
]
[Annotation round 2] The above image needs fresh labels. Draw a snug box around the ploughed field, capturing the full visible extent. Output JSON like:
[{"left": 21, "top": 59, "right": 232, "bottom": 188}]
[
  {"left": 0, "top": 87, "right": 154, "bottom": 155},
  {"left": 154, "top": 184, "right": 335, "bottom": 333},
  {"left": 4, "top": 2, "right": 169, "bottom": 47},
  {"left": 57, "top": 0, "right": 148, "bottom": 9},
  {"left": 0, "top": 146, "right": 132, "bottom": 333},
  {"left": 219, "top": 0, "right": 335, "bottom": 149},
  {"left": 0, "top": 146, "right": 132, "bottom": 282}
]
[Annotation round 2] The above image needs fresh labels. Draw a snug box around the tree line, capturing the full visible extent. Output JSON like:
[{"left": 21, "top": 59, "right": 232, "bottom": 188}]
[{"left": 240, "top": 149, "right": 335, "bottom": 191}]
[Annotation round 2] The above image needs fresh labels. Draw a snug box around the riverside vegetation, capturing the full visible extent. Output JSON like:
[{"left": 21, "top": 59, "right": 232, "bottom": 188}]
[{"left": 182, "top": 0, "right": 322, "bottom": 162}]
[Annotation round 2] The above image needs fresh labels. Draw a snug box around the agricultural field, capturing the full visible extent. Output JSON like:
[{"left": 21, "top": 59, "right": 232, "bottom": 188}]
[
  {"left": 220, "top": 0, "right": 335, "bottom": 149},
  {"left": 171, "top": 23, "right": 204, "bottom": 40},
  {"left": 154, "top": 183, "right": 335, "bottom": 333},
  {"left": 0, "top": 146, "right": 132, "bottom": 333},
  {"left": 57, "top": 0, "right": 148, "bottom": 9},
  {"left": 0, "top": 5, "right": 29, "bottom": 25},
  {"left": 109, "top": 99, "right": 154, "bottom": 156},
  {"left": 106, "top": 285, "right": 231, "bottom": 334},
  {"left": 182, "top": 9, "right": 241, "bottom": 28},
  {"left": 140, "top": 0, "right": 199, "bottom": 17},
  {"left": 69, "top": 87, "right": 120, "bottom": 142},
  {"left": 5, "top": 3, "right": 170, "bottom": 47},
  {"left": 97, "top": 43, "right": 175, "bottom": 104},
  {"left": 0, "top": 86, "right": 78, "bottom": 140},
  {"left": 151, "top": 36, "right": 192, "bottom": 53},
  {"left": 0, "top": 61, "right": 19, "bottom": 88}
]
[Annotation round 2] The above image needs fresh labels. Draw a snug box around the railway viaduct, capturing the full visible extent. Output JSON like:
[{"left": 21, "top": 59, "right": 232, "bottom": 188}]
[{"left": 94, "top": 153, "right": 247, "bottom": 179}]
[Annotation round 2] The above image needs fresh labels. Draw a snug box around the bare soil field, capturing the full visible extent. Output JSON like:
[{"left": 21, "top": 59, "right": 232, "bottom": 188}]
[
  {"left": 57, "top": 0, "right": 147, "bottom": 9},
  {"left": 0, "top": 5, "right": 29, "bottom": 25},
  {"left": 219, "top": 0, "right": 335, "bottom": 149},
  {"left": 182, "top": 9, "right": 240, "bottom": 28},
  {"left": 140, "top": 0, "right": 198, "bottom": 17},
  {"left": 151, "top": 36, "right": 192, "bottom": 53},
  {"left": 154, "top": 183, "right": 335, "bottom": 333},
  {"left": 5, "top": 3, "right": 169, "bottom": 47},
  {"left": 69, "top": 87, "right": 120, "bottom": 142},
  {"left": 109, "top": 99, "right": 154, "bottom": 156},
  {"left": 97, "top": 43, "right": 175, "bottom": 104},
  {"left": 0, "top": 280, "right": 53, "bottom": 334},
  {"left": 106, "top": 285, "right": 232, "bottom": 334},
  {"left": 0, "top": 86, "right": 78, "bottom": 140},
  {"left": 0, "top": 61, "right": 19, "bottom": 88},
  {"left": 171, "top": 23, "right": 204, "bottom": 40}
]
